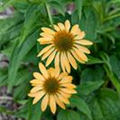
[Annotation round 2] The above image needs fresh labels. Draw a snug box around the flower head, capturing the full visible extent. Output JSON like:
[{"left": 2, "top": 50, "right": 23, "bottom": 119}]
[
  {"left": 28, "top": 63, "right": 77, "bottom": 114},
  {"left": 37, "top": 20, "right": 93, "bottom": 73}
]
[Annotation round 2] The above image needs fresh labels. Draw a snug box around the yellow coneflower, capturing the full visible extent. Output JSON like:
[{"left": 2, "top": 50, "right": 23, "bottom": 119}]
[
  {"left": 28, "top": 63, "right": 77, "bottom": 114},
  {"left": 37, "top": 20, "right": 93, "bottom": 73}
]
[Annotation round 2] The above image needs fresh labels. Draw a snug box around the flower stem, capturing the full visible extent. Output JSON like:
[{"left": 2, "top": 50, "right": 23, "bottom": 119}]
[{"left": 45, "top": 3, "right": 54, "bottom": 28}]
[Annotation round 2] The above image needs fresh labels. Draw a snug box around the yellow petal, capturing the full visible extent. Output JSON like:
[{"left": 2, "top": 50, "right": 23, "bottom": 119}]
[
  {"left": 61, "top": 83, "right": 76, "bottom": 89},
  {"left": 74, "top": 31, "right": 85, "bottom": 39},
  {"left": 41, "top": 27, "right": 55, "bottom": 35},
  {"left": 39, "top": 63, "right": 49, "bottom": 78},
  {"left": 33, "top": 72, "right": 45, "bottom": 81},
  {"left": 65, "top": 20, "right": 71, "bottom": 32},
  {"left": 67, "top": 52, "right": 77, "bottom": 69},
  {"left": 73, "top": 48, "right": 88, "bottom": 62},
  {"left": 28, "top": 92, "right": 40, "bottom": 97},
  {"left": 60, "top": 76, "right": 73, "bottom": 84},
  {"left": 75, "top": 40, "right": 93, "bottom": 45},
  {"left": 37, "top": 37, "right": 52, "bottom": 42},
  {"left": 54, "top": 95, "right": 65, "bottom": 109},
  {"left": 37, "top": 44, "right": 54, "bottom": 57},
  {"left": 54, "top": 66, "right": 60, "bottom": 78},
  {"left": 40, "top": 33, "right": 53, "bottom": 38},
  {"left": 48, "top": 68, "right": 56, "bottom": 77},
  {"left": 61, "top": 52, "right": 66, "bottom": 72},
  {"left": 70, "top": 49, "right": 85, "bottom": 64},
  {"left": 30, "top": 79, "right": 43, "bottom": 84},
  {"left": 30, "top": 86, "right": 43, "bottom": 93},
  {"left": 46, "top": 50, "right": 57, "bottom": 67},
  {"left": 61, "top": 88, "right": 77, "bottom": 94},
  {"left": 33, "top": 91, "right": 45, "bottom": 104},
  {"left": 57, "top": 93, "right": 70, "bottom": 104},
  {"left": 40, "top": 40, "right": 53, "bottom": 45},
  {"left": 54, "top": 25, "right": 60, "bottom": 31},
  {"left": 58, "top": 23, "right": 65, "bottom": 30},
  {"left": 59, "top": 91, "right": 71, "bottom": 98},
  {"left": 41, "top": 47, "right": 55, "bottom": 60},
  {"left": 71, "top": 24, "right": 79, "bottom": 35},
  {"left": 41, "top": 94, "right": 49, "bottom": 112},
  {"left": 63, "top": 52, "right": 71, "bottom": 73},
  {"left": 55, "top": 51, "right": 60, "bottom": 68},
  {"left": 58, "top": 72, "right": 68, "bottom": 80},
  {"left": 74, "top": 44, "right": 91, "bottom": 54},
  {"left": 49, "top": 95, "right": 56, "bottom": 114}
]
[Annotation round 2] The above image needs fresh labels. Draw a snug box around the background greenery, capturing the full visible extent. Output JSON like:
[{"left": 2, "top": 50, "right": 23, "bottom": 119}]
[{"left": 0, "top": 0, "right": 120, "bottom": 120}]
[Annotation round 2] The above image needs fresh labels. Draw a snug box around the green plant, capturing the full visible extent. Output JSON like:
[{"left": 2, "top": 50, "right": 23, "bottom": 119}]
[{"left": 0, "top": 0, "right": 120, "bottom": 120}]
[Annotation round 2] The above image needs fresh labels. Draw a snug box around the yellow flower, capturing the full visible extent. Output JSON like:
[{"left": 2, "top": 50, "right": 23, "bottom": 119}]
[
  {"left": 28, "top": 63, "right": 77, "bottom": 114},
  {"left": 37, "top": 20, "right": 93, "bottom": 73}
]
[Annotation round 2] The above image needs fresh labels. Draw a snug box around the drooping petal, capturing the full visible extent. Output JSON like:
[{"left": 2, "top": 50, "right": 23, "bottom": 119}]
[
  {"left": 33, "top": 91, "right": 45, "bottom": 104},
  {"left": 58, "top": 72, "right": 68, "bottom": 80},
  {"left": 46, "top": 50, "right": 57, "bottom": 66},
  {"left": 55, "top": 51, "right": 60, "bottom": 68},
  {"left": 61, "top": 88, "right": 77, "bottom": 94},
  {"left": 41, "top": 48, "right": 55, "bottom": 60},
  {"left": 54, "top": 95, "right": 65, "bottom": 109},
  {"left": 60, "top": 76, "right": 73, "bottom": 84},
  {"left": 74, "top": 44, "right": 91, "bottom": 54},
  {"left": 37, "top": 44, "right": 54, "bottom": 57},
  {"left": 74, "top": 31, "right": 85, "bottom": 39},
  {"left": 30, "top": 86, "right": 43, "bottom": 93},
  {"left": 63, "top": 52, "right": 70, "bottom": 73},
  {"left": 41, "top": 94, "right": 49, "bottom": 112},
  {"left": 49, "top": 95, "right": 56, "bottom": 114},
  {"left": 67, "top": 52, "right": 77, "bottom": 69},
  {"left": 61, "top": 83, "right": 76, "bottom": 89},
  {"left": 75, "top": 40, "right": 93, "bottom": 45},
  {"left": 61, "top": 52, "right": 66, "bottom": 72},
  {"left": 73, "top": 48, "right": 88, "bottom": 62},
  {"left": 70, "top": 49, "right": 85, "bottom": 63}
]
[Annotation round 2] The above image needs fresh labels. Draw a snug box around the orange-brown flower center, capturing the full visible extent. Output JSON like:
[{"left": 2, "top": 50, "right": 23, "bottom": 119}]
[
  {"left": 44, "top": 77, "right": 59, "bottom": 94},
  {"left": 53, "top": 30, "right": 74, "bottom": 51}
]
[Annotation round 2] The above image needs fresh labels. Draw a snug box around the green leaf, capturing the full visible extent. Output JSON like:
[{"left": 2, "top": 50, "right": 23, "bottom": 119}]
[
  {"left": 88, "top": 88, "right": 120, "bottom": 120},
  {"left": 8, "top": 30, "right": 39, "bottom": 91},
  {"left": 16, "top": 100, "right": 42, "bottom": 120},
  {"left": 86, "top": 56, "right": 105, "bottom": 65},
  {"left": 57, "top": 110, "right": 80, "bottom": 120},
  {"left": 81, "top": 66, "right": 104, "bottom": 83},
  {"left": 70, "top": 96, "right": 92, "bottom": 120},
  {"left": 110, "top": 55, "right": 120, "bottom": 80},
  {"left": 79, "top": 6, "right": 98, "bottom": 41},
  {"left": 77, "top": 81, "right": 104, "bottom": 96},
  {"left": 18, "top": 4, "right": 42, "bottom": 45},
  {"left": 74, "top": 0, "right": 83, "bottom": 19}
]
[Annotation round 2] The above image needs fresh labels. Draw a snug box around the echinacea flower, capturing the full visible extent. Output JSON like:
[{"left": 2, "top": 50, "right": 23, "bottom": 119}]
[
  {"left": 37, "top": 20, "right": 93, "bottom": 73},
  {"left": 28, "top": 63, "right": 77, "bottom": 114}
]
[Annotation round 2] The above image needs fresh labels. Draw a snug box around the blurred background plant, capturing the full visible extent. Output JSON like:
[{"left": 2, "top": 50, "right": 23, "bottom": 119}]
[{"left": 0, "top": 0, "right": 120, "bottom": 120}]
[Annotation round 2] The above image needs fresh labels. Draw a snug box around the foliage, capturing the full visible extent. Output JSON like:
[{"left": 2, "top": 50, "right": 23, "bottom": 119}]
[{"left": 0, "top": 0, "right": 120, "bottom": 119}]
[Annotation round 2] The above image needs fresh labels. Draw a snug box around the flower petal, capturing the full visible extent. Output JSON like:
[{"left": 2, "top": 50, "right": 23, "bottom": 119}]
[
  {"left": 49, "top": 95, "right": 56, "bottom": 114},
  {"left": 39, "top": 63, "right": 49, "bottom": 78},
  {"left": 58, "top": 23, "right": 65, "bottom": 30},
  {"left": 65, "top": 20, "right": 71, "bottom": 32},
  {"left": 61, "top": 52, "right": 66, "bottom": 72},
  {"left": 61, "top": 88, "right": 77, "bottom": 94},
  {"left": 74, "top": 44, "right": 91, "bottom": 54},
  {"left": 54, "top": 95, "right": 65, "bottom": 109},
  {"left": 41, "top": 27, "right": 55, "bottom": 35},
  {"left": 46, "top": 50, "right": 57, "bottom": 66},
  {"left": 75, "top": 40, "right": 93, "bottom": 45},
  {"left": 41, "top": 47, "right": 55, "bottom": 60},
  {"left": 41, "top": 94, "right": 49, "bottom": 112},
  {"left": 33, "top": 91, "right": 45, "bottom": 104},
  {"left": 37, "top": 44, "right": 54, "bottom": 57},
  {"left": 60, "top": 76, "right": 73, "bottom": 84},
  {"left": 30, "top": 86, "right": 43, "bottom": 93},
  {"left": 74, "top": 31, "right": 85, "bottom": 39},
  {"left": 33, "top": 72, "right": 45, "bottom": 81},
  {"left": 67, "top": 52, "right": 77, "bottom": 69}
]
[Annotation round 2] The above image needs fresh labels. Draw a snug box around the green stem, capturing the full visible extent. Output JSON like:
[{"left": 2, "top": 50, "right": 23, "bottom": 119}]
[{"left": 45, "top": 3, "right": 54, "bottom": 28}]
